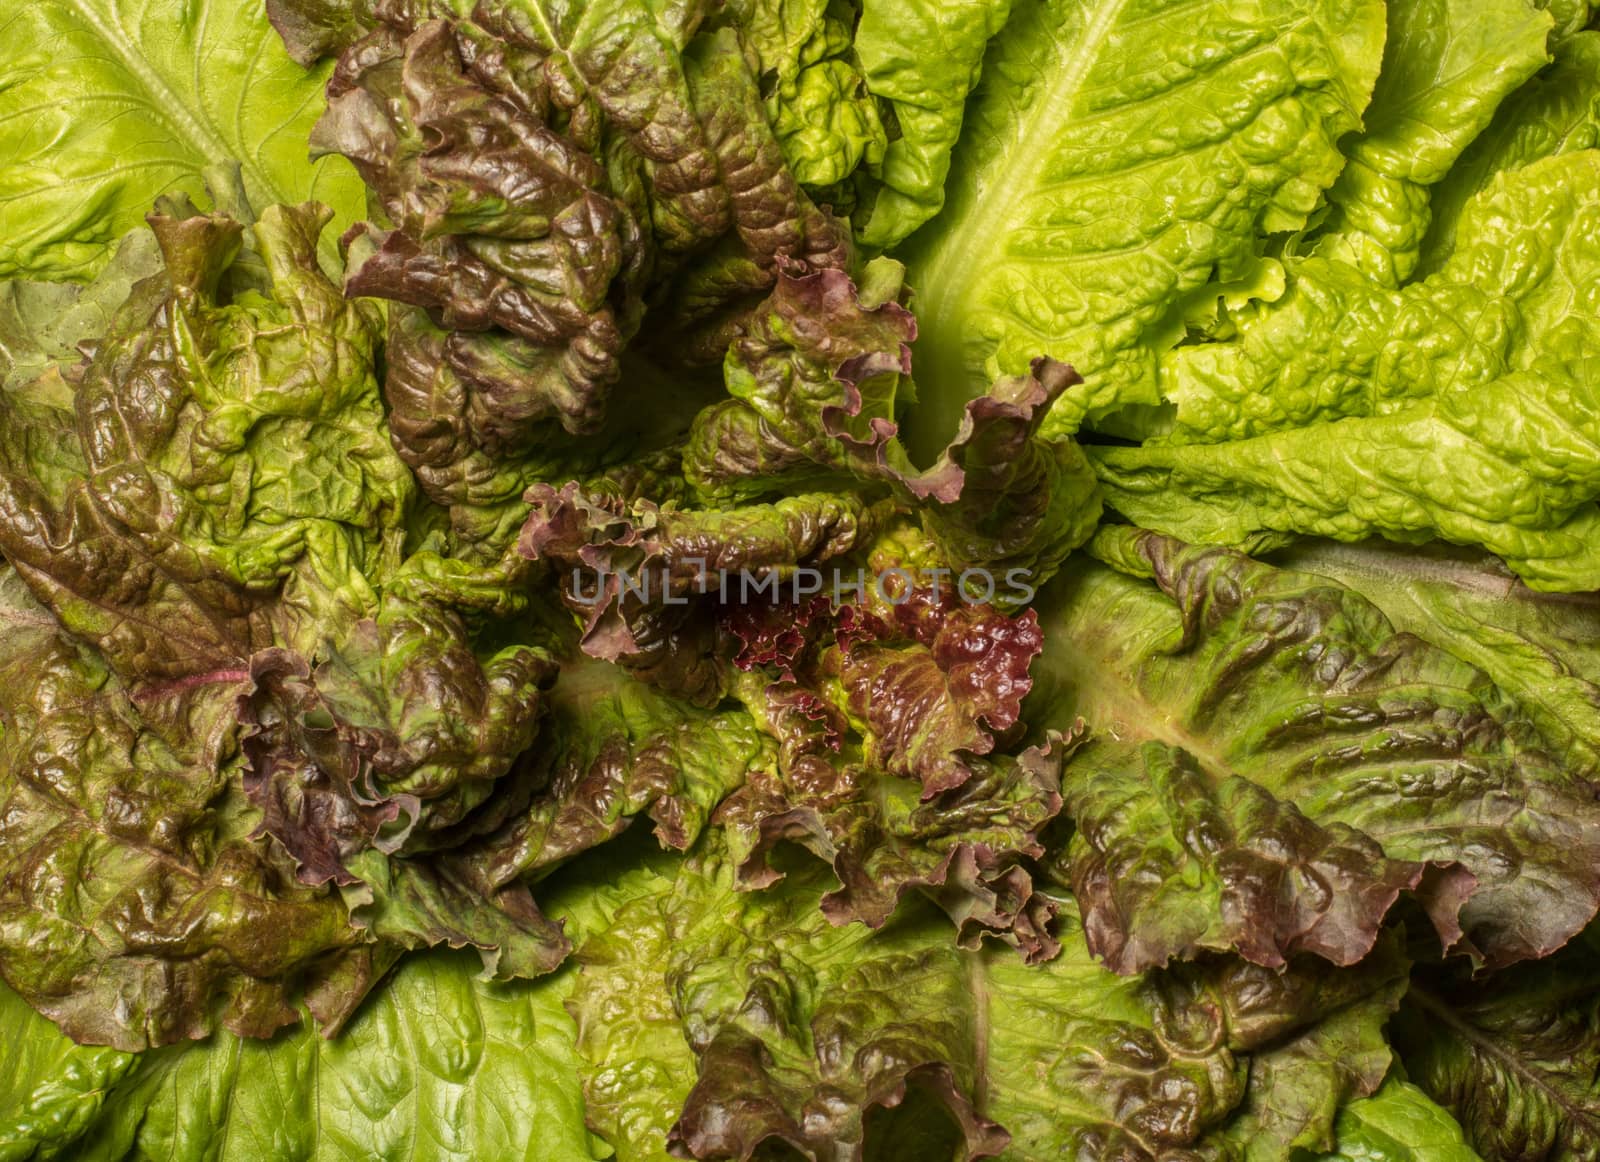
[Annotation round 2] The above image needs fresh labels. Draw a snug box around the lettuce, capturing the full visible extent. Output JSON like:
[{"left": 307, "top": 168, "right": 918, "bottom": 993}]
[
  {"left": 1309, "top": 0, "right": 1553, "bottom": 286},
  {"left": 0, "top": 948, "right": 603, "bottom": 1160},
  {"left": 1391, "top": 924, "right": 1600, "bottom": 1158},
  {"left": 4, "top": 0, "right": 1600, "bottom": 1159},
  {"left": 1037, "top": 528, "right": 1600, "bottom": 973},
  {"left": 571, "top": 843, "right": 1417, "bottom": 1160},
  {"left": 0, "top": 0, "right": 364, "bottom": 281},
  {"left": 898, "top": 0, "right": 1387, "bottom": 439},
  {"left": 1094, "top": 151, "right": 1600, "bottom": 590}
]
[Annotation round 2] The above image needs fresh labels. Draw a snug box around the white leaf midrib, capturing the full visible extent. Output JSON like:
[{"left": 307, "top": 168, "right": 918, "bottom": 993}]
[{"left": 913, "top": 0, "right": 1132, "bottom": 359}]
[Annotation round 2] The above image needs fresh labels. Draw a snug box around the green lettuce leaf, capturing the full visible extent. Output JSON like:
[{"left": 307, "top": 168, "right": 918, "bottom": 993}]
[
  {"left": 1204, "top": 976, "right": 1407, "bottom": 1159},
  {"left": 737, "top": 0, "right": 888, "bottom": 192},
  {"left": 1537, "top": 0, "right": 1597, "bottom": 43},
  {"left": 683, "top": 260, "right": 924, "bottom": 505},
  {"left": 0, "top": 950, "right": 602, "bottom": 1161},
  {"left": 1419, "top": 31, "right": 1600, "bottom": 274},
  {"left": 570, "top": 844, "right": 1412, "bottom": 1160},
  {"left": 1315, "top": 1076, "right": 1484, "bottom": 1162},
  {"left": 0, "top": 0, "right": 363, "bottom": 281},
  {"left": 1310, "top": 0, "right": 1552, "bottom": 287},
  {"left": 1032, "top": 528, "right": 1600, "bottom": 973},
  {"left": 1097, "top": 351, "right": 1600, "bottom": 592},
  {"left": 992, "top": 927, "right": 1408, "bottom": 1161},
  {"left": 1159, "top": 150, "right": 1600, "bottom": 448},
  {"left": 0, "top": 228, "right": 163, "bottom": 390},
  {"left": 1095, "top": 148, "right": 1600, "bottom": 592},
  {"left": 11, "top": 1, "right": 1600, "bottom": 1156},
  {"left": 898, "top": 0, "right": 1386, "bottom": 443},
  {"left": 852, "top": 0, "right": 1010, "bottom": 248},
  {"left": 0, "top": 978, "right": 139, "bottom": 1158}
]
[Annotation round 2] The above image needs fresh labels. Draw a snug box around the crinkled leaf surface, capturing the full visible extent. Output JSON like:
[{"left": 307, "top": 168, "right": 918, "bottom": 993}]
[
  {"left": 1537, "top": 0, "right": 1597, "bottom": 43},
  {"left": 0, "top": 201, "right": 414, "bottom": 683},
  {"left": 6, "top": 0, "right": 1600, "bottom": 1158},
  {"left": 1269, "top": 540, "right": 1600, "bottom": 779},
  {"left": 278, "top": 0, "right": 851, "bottom": 477},
  {"left": 1104, "top": 153, "right": 1600, "bottom": 595},
  {"left": 522, "top": 475, "right": 1072, "bottom": 951},
  {"left": 1202, "top": 968, "right": 1406, "bottom": 1159},
  {"left": 682, "top": 261, "right": 1100, "bottom": 585},
  {"left": 1393, "top": 926, "right": 1600, "bottom": 1162},
  {"left": 0, "top": 567, "right": 370, "bottom": 1052},
  {"left": 715, "top": 703, "right": 1071, "bottom": 961},
  {"left": 899, "top": 0, "right": 1385, "bottom": 445},
  {"left": 852, "top": 0, "right": 1011, "bottom": 248},
  {"left": 445, "top": 657, "right": 774, "bottom": 891},
  {"left": 1099, "top": 351, "right": 1600, "bottom": 592},
  {"left": 0, "top": 950, "right": 602, "bottom": 1161},
  {"left": 1311, "top": 0, "right": 1552, "bottom": 286},
  {"left": 1158, "top": 150, "right": 1600, "bottom": 448},
  {"left": 1419, "top": 30, "right": 1600, "bottom": 275},
  {"left": 570, "top": 845, "right": 1413, "bottom": 1161},
  {"left": 733, "top": 0, "right": 887, "bottom": 194},
  {"left": 0, "top": 228, "right": 163, "bottom": 390},
  {"left": 521, "top": 478, "right": 886, "bottom": 671},
  {"left": 1031, "top": 528, "right": 1600, "bottom": 973},
  {"left": 572, "top": 847, "right": 1028, "bottom": 1162},
  {"left": 0, "top": 202, "right": 610, "bottom": 998},
  {"left": 0, "top": 0, "right": 363, "bottom": 280}
]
